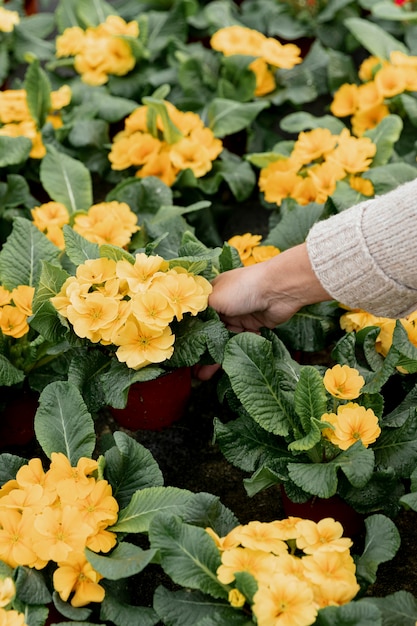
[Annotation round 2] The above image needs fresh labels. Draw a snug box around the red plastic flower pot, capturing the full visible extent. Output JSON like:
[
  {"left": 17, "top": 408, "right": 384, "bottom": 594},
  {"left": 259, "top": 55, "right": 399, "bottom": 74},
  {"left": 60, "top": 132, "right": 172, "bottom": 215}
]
[
  {"left": 108, "top": 367, "right": 192, "bottom": 431},
  {"left": 280, "top": 485, "right": 365, "bottom": 538},
  {"left": 5, "top": 0, "right": 38, "bottom": 15}
]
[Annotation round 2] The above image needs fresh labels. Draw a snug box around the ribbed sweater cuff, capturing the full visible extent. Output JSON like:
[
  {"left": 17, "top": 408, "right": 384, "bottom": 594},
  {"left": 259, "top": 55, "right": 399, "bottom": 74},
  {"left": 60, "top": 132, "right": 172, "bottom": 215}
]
[{"left": 306, "top": 202, "right": 417, "bottom": 318}]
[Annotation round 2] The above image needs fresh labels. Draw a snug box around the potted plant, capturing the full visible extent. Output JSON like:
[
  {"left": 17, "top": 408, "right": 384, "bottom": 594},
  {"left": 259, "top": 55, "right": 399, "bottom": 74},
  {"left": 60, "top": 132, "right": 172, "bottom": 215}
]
[{"left": 213, "top": 328, "right": 417, "bottom": 526}]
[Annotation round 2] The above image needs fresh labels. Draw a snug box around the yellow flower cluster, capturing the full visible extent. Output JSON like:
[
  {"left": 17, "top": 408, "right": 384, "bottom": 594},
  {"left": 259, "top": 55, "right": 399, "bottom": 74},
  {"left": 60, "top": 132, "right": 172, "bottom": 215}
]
[
  {"left": 207, "top": 516, "right": 360, "bottom": 625},
  {"left": 0, "top": 86, "right": 71, "bottom": 158},
  {"left": 321, "top": 363, "right": 381, "bottom": 450},
  {"left": 31, "top": 200, "right": 139, "bottom": 250},
  {"left": 340, "top": 307, "right": 417, "bottom": 358},
  {"left": 108, "top": 101, "right": 223, "bottom": 186},
  {"left": 0, "top": 285, "right": 34, "bottom": 339},
  {"left": 0, "top": 453, "right": 119, "bottom": 607},
  {"left": 227, "top": 232, "right": 280, "bottom": 266},
  {"left": 0, "top": 608, "right": 26, "bottom": 626},
  {"left": 0, "top": 6, "right": 20, "bottom": 33},
  {"left": 210, "top": 25, "right": 302, "bottom": 96},
  {"left": 259, "top": 127, "right": 375, "bottom": 207},
  {"left": 51, "top": 254, "right": 212, "bottom": 370},
  {"left": 330, "top": 51, "right": 417, "bottom": 135},
  {"left": 55, "top": 15, "right": 139, "bottom": 86}
]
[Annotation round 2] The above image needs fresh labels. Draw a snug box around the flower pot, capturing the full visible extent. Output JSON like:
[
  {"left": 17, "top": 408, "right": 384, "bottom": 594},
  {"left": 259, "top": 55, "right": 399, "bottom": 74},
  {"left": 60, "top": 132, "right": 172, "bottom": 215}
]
[
  {"left": 5, "top": 0, "right": 38, "bottom": 15},
  {"left": 280, "top": 486, "right": 365, "bottom": 537},
  {"left": 0, "top": 389, "right": 38, "bottom": 449},
  {"left": 108, "top": 367, "right": 192, "bottom": 431}
]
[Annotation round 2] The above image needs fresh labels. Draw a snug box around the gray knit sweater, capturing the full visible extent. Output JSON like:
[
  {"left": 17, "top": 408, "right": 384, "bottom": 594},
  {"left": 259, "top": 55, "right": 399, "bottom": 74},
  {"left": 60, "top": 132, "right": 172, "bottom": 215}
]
[{"left": 306, "top": 178, "right": 417, "bottom": 318}]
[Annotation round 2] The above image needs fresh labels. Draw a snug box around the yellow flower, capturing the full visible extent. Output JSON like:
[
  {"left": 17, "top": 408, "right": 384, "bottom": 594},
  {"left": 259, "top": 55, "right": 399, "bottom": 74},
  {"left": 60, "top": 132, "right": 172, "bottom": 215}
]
[
  {"left": 0, "top": 608, "right": 27, "bottom": 626},
  {"left": 349, "top": 175, "right": 374, "bottom": 196},
  {"left": 67, "top": 292, "right": 120, "bottom": 341},
  {"left": 205, "top": 525, "right": 243, "bottom": 551},
  {"left": 302, "top": 550, "right": 358, "bottom": 588},
  {"left": 321, "top": 402, "right": 381, "bottom": 450},
  {"left": 50, "top": 85, "right": 72, "bottom": 110},
  {"left": 115, "top": 319, "right": 175, "bottom": 369},
  {"left": 169, "top": 137, "right": 214, "bottom": 178},
  {"left": 53, "top": 551, "right": 105, "bottom": 607},
  {"left": 0, "top": 483, "right": 53, "bottom": 515},
  {"left": 292, "top": 128, "right": 338, "bottom": 164},
  {"left": 228, "top": 233, "right": 262, "bottom": 262},
  {"left": 249, "top": 58, "right": 276, "bottom": 96},
  {"left": 232, "top": 521, "right": 289, "bottom": 556},
  {"left": 307, "top": 161, "right": 345, "bottom": 203},
  {"left": 46, "top": 453, "right": 98, "bottom": 499},
  {"left": 251, "top": 245, "right": 280, "bottom": 264},
  {"left": 330, "top": 83, "right": 358, "bottom": 118},
  {"left": 228, "top": 588, "right": 246, "bottom": 608},
  {"left": 0, "top": 578, "right": 15, "bottom": 608},
  {"left": 116, "top": 253, "right": 168, "bottom": 294},
  {"left": 56, "top": 26, "right": 86, "bottom": 57},
  {"left": 210, "top": 25, "right": 266, "bottom": 57},
  {"left": 356, "top": 81, "right": 384, "bottom": 111},
  {"left": 31, "top": 201, "right": 70, "bottom": 233},
  {"left": 96, "top": 14, "right": 139, "bottom": 38},
  {"left": 150, "top": 269, "right": 212, "bottom": 320},
  {"left": 327, "top": 130, "right": 376, "bottom": 174},
  {"left": 0, "top": 7, "right": 20, "bottom": 32},
  {"left": 131, "top": 291, "right": 174, "bottom": 330},
  {"left": 0, "top": 305, "right": 29, "bottom": 339},
  {"left": 259, "top": 165, "right": 305, "bottom": 205},
  {"left": 33, "top": 505, "right": 93, "bottom": 563},
  {"left": 0, "top": 90, "right": 30, "bottom": 124},
  {"left": 358, "top": 56, "right": 384, "bottom": 81},
  {"left": 0, "top": 288, "right": 12, "bottom": 307},
  {"left": 351, "top": 102, "right": 390, "bottom": 136},
  {"left": 252, "top": 574, "right": 317, "bottom": 626},
  {"left": 73, "top": 201, "right": 139, "bottom": 248},
  {"left": 217, "top": 547, "right": 279, "bottom": 585},
  {"left": 323, "top": 364, "right": 365, "bottom": 399},
  {"left": 0, "top": 510, "right": 39, "bottom": 568},
  {"left": 15, "top": 458, "right": 48, "bottom": 489},
  {"left": 313, "top": 578, "right": 361, "bottom": 607},
  {"left": 11, "top": 285, "right": 35, "bottom": 316},
  {"left": 374, "top": 63, "right": 407, "bottom": 98},
  {"left": 59, "top": 479, "right": 119, "bottom": 532},
  {"left": 295, "top": 518, "right": 353, "bottom": 554},
  {"left": 260, "top": 38, "right": 302, "bottom": 69},
  {"left": 270, "top": 517, "right": 303, "bottom": 541},
  {"left": 135, "top": 147, "right": 179, "bottom": 186}
]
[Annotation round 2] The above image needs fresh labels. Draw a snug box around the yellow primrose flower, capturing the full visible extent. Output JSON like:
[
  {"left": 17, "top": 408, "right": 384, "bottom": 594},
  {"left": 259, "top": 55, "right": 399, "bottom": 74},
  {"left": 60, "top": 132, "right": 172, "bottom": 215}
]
[
  {"left": 302, "top": 550, "right": 358, "bottom": 588},
  {"left": 76, "top": 258, "right": 118, "bottom": 286},
  {"left": 56, "top": 26, "right": 86, "bottom": 57},
  {"left": 374, "top": 63, "right": 407, "bottom": 98},
  {"left": 292, "top": 128, "right": 338, "bottom": 165},
  {"left": 0, "top": 6, "right": 20, "bottom": 32},
  {"left": 323, "top": 364, "right": 365, "bottom": 400},
  {"left": 258, "top": 165, "right": 305, "bottom": 206},
  {"left": 59, "top": 479, "right": 119, "bottom": 531},
  {"left": 116, "top": 253, "right": 169, "bottom": 294},
  {"left": 0, "top": 287, "right": 12, "bottom": 307},
  {"left": 357, "top": 81, "right": 384, "bottom": 111},
  {"left": 169, "top": 137, "right": 214, "bottom": 178},
  {"left": 327, "top": 131, "right": 376, "bottom": 174},
  {"left": 0, "top": 608, "right": 27, "bottom": 626},
  {"left": 73, "top": 201, "right": 139, "bottom": 248},
  {"left": 232, "top": 521, "right": 289, "bottom": 556},
  {"left": 45, "top": 453, "right": 98, "bottom": 499},
  {"left": 15, "top": 458, "right": 47, "bottom": 489},
  {"left": 330, "top": 83, "right": 358, "bottom": 118},
  {"left": 0, "top": 483, "right": 53, "bottom": 515},
  {"left": 321, "top": 402, "right": 381, "bottom": 450},
  {"left": 115, "top": 319, "right": 175, "bottom": 369},
  {"left": 0, "top": 510, "right": 39, "bottom": 568},
  {"left": 358, "top": 55, "right": 384, "bottom": 81},
  {"left": 252, "top": 574, "right": 317, "bottom": 626},
  {"left": 0, "top": 577, "right": 15, "bottom": 608},
  {"left": 228, "top": 588, "right": 246, "bottom": 608},
  {"left": 0, "top": 305, "right": 29, "bottom": 339},
  {"left": 151, "top": 270, "right": 212, "bottom": 321},
  {"left": 53, "top": 551, "right": 105, "bottom": 607},
  {"left": 349, "top": 175, "right": 374, "bottom": 196},
  {"left": 251, "top": 245, "right": 280, "bottom": 264},
  {"left": 270, "top": 517, "right": 303, "bottom": 541},
  {"left": 260, "top": 37, "right": 302, "bottom": 69},
  {"left": 313, "top": 578, "right": 361, "bottom": 608},
  {"left": 210, "top": 25, "right": 266, "bottom": 57},
  {"left": 86, "top": 527, "right": 117, "bottom": 554},
  {"left": 205, "top": 525, "right": 243, "bottom": 551},
  {"left": 135, "top": 147, "right": 179, "bottom": 187},
  {"left": 33, "top": 505, "right": 93, "bottom": 563},
  {"left": 227, "top": 233, "right": 263, "bottom": 262},
  {"left": 295, "top": 518, "right": 353, "bottom": 554},
  {"left": 131, "top": 290, "right": 174, "bottom": 330},
  {"left": 249, "top": 58, "right": 277, "bottom": 96},
  {"left": 67, "top": 292, "right": 120, "bottom": 340},
  {"left": 10, "top": 285, "right": 35, "bottom": 317},
  {"left": 217, "top": 547, "right": 279, "bottom": 586},
  {"left": 0, "top": 90, "right": 29, "bottom": 124}
]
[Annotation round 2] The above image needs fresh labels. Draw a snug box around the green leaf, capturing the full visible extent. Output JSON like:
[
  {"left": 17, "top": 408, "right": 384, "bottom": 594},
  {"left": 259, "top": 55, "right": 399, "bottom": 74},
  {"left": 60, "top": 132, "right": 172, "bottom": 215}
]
[
  {"left": 104, "top": 431, "right": 164, "bottom": 509},
  {"left": 265, "top": 202, "right": 326, "bottom": 250},
  {"left": 63, "top": 226, "right": 100, "bottom": 265},
  {"left": 373, "top": 411, "right": 417, "bottom": 478},
  {"left": 280, "top": 112, "right": 346, "bottom": 134},
  {"left": 100, "top": 360, "right": 164, "bottom": 409},
  {"left": 15, "top": 566, "right": 52, "bottom": 605},
  {"left": 40, "top": 146, "right": 93, "bottom": 213},
  {"left": 243, "top": 465, "right": 283, "bottom": 497},
  {"left": 344, "top": 17, "right": 408, "bottom": 58},
  {"left": 354, "top": 514, "right": 401, "bottom": 585},
  {"left": 365, "top": 115, "right": 403, "bottom": 167},
  {"left": 207, "top": 99, "right": 270, "bottom": 137},
  {"left": 294, "top": 366, "right": 328, "bottom": 431},
  {"left": 0, "top": 218, "right": 60, "bottom": 289},
  {"left": 32, "top": 261, "right": 70, "bottom": 313},
  {"left": 222, "top": 333, "right": 293, "bottom": 436},
  {"left": 153, "top": 587, "right": 249, "bottom": 626},
  {"left": 366, "top": 591, "right": 417, "bottom": 626},
  {"left": 34, "top": 381, "right": 96, "bottom": 463},
  {"left": 0, "top": 453, "right": 28, "bottom": 486},
  {"left": 149, "top": 514, "right": 227, "bottom": 599},
  {"left": 0, "top": 355, "right": 25, "bottom": 386},
  {"left": 0, "top": 136, "right": 32, "bottom": 167},
  {"left": 24, "top": 59, "right": 51, "bottom": 128},
  {"left": 51, "top": 592, "right": 92, "bottom": 622},
  {"left": 86, "top": 542, "right": 156, "bottom": 579},
  {"left": 315, "top": 599, "right": 382, "bottom": 626},
  {"left": 100, "top": 594, "right": 158, "bottom": 626},
  {"left": 288, "top": 461, "right": 338, "bottom": 498},
  {"left": 143, "top": 97, "right": 184, "bottom": 144},
  {"left": 110, "top": 486, "right": 195, "bottom": 533}
]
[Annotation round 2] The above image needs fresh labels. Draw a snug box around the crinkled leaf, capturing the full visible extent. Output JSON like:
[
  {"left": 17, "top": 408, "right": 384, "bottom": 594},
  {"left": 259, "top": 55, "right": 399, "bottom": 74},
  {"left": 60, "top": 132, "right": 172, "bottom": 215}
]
[
  {"left": 288, "top": 461, "right": 338, "bottom": 498},
  {"left": 0, "top": 355, "right": 25, "bottom": 387},
  {"left": 365, "top": 115, "right": 403, "bottom": 167},
  {"left": 15, "top": 566, "right": 52, "bottom": 605},
  {"left": 86, "top": 542, "right": 156, "bottom": 579},
  {"left": 101, "top": 360, "right": 164, "bottom": 409},
  {"left": 104, "top": 431, "right": 164, "bottom": 509},
  {"left": 265, "top": 202, "right": 326, "bottom": 250},
  {"left": 373, "top": 410, "right": 417, "bottom": 478},
  {"left": 149, "top": 514, "right": 227, "bottom": 599},
  {"left": 40, "top": 146, "right": 93, "bottom": 213},
  {"left": 222, "top": 333, "right": 293, "bottom": 436},
  {"left": 354, "top": 514, "right": 401, "bottom": 585},
  {"left": 34, "top": 381, "right": 96, "bottom": 463},
  {"left": 366, "top": 591, "right": 417, "bottom": 626},
  {"left": 315, "top": 599, "right": 382, "bottom": 626},
  {"left": 24, "top": 58, "right": 51, "bottom": 128},
  {"left": 0, "top": 453, "right": 28, "bottom": 486},
  {"left": 63, "top": 225, "right": 100, "bottom": 265},
  {"left": 294, "top": 366, "right": 327, "bottom": 432},
  {"left": 100, "top": 594, "right": 158, "bottom": 626},
  {"left": 0, "top": 218, "right": 60, "bottom": 289},
  {"left": 0, "top": 136, "right": 32, "bottom": 167},
  {"left": 110, "top": 486, "right": 195, "bottom": 533}
]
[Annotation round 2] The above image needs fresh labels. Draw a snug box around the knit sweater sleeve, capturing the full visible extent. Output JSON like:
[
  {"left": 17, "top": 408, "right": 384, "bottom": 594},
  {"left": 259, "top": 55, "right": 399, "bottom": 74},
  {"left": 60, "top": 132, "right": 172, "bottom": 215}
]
[{"left": 305, "top": 178, "right": 417, "bottom": 318}]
